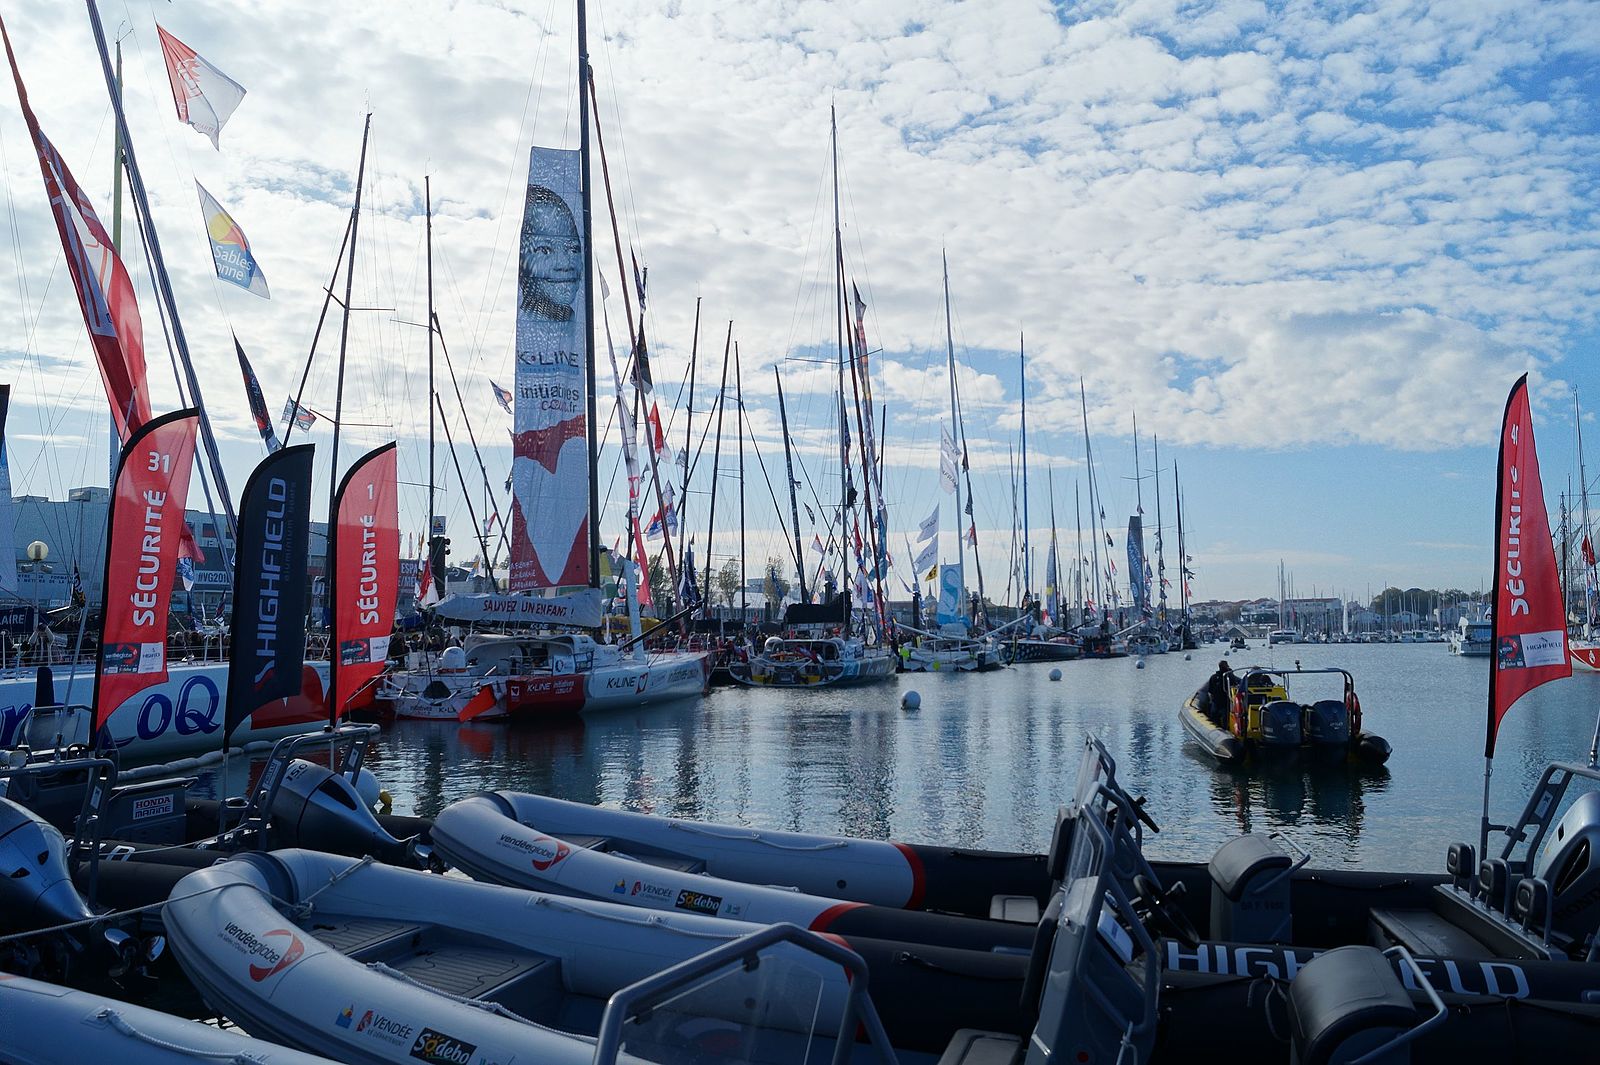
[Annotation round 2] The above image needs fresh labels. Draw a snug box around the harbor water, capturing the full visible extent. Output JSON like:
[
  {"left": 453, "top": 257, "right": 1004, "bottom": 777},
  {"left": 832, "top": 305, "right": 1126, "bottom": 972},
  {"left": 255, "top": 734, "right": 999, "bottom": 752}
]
[{"left": 221, "top": 643, "right": 1600, "bottom": 872}]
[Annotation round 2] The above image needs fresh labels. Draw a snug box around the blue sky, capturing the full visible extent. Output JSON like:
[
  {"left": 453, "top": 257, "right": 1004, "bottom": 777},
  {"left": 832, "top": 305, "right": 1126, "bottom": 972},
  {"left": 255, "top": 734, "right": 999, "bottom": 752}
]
[{"left": 2, "top": 0, "right": 1599, "bottom": 602}]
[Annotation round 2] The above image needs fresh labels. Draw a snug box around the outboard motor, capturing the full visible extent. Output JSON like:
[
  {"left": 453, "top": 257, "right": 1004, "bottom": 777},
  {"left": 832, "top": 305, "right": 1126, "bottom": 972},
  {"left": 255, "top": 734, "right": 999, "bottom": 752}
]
[
  {"left": 1260, "top": 700, "right": 1303, "bottom": 747},
  {"left": 268, "top": 759, "right": 414, "bottom": 865},
  {"left": 1533, "top": 790, "right": 1600, "bottom": 948},
  {"left": 0, "top": 796, "right": 96, "bottom": 934},
  {"left": 1303, "top": 699, "right": 1350, "bottom": 747}
]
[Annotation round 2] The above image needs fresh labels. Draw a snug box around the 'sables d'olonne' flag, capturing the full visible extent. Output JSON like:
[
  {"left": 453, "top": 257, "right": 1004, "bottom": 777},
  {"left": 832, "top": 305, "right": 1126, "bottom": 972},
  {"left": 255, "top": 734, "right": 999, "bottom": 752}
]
[
  {"left": 93, "top": 409, "right": 200, "bottom": 738},
  {"left": 331, "top": 442, "right": 399, "bottom": 722},
  {"left": 225, "top": 443, "right": 314, "bottom": 745},
  {"left": 198, "top": 183, "right": 270, "bottom": 298},
  {"left": 157, "top": 25, "right": 246, "bottom": 149},
  {"left": 1486, "top": 374, "right": 1570, "bottom": 757}
]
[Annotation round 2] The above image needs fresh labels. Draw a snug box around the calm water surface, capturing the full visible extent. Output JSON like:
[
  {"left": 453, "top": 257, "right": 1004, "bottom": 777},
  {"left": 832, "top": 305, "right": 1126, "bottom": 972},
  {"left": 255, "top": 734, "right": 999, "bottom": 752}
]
[{"left": 352, "top": 643, "right": 1600, "bottom": 871}]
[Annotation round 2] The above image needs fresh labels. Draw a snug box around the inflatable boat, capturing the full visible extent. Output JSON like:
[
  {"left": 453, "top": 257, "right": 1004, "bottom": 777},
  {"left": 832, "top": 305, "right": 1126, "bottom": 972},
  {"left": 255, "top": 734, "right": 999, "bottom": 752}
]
[
  {"left": 163, "top": 848, "right": 1051, "bottom": 1060},
  {"left": 0, "top": 973, "right": 340, "bottom": 1064},
  {"left": 1182, "top": 665, "right": 1391, "bottom": 764},
  {"left": 430, "top": 794, "right": 1037, "bottom": 953},
  {"left": 431, "top": 788, "right": 1051, "bottom": 916}
]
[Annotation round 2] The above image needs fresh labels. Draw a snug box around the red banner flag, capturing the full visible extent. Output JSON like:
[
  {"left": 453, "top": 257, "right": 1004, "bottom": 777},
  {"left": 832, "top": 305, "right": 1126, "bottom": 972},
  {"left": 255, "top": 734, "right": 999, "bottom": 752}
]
[
  {"left": 1487, "top": 375, "right": 1570, "bottom": 757},
  {"left": 3, "top": 17, "right": 151, "bottom": 443},
  {"left": 331, "top": 443, "right": 399, "bottom": 719},
  {"left": 93, "top": 409, "right": 199, "bottom": 736}
]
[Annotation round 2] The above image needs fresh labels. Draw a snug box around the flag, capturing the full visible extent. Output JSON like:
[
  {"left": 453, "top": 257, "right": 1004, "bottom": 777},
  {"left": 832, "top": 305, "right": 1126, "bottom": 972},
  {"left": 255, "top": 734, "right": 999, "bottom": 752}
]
[
  {"left": 804, "top": 503, "right": 816, "bottom": 525},
  {"left": 853, "top": 521, "right": 863, "bottom": 557},
  {"left": 925, "top": 564, "right": 938, "bottom": 582},
  {"left": 156, "top": 25, "right": 245, "bottom": 149},
  {"left": 226, "top": 444, "right": 313, "bottom": 744},
  {"left": 1486, "top": 375, "right": 1570, "bottom": 757},
  {"left": 492, "top": 380, "right": 514, "bottom": 416},
  {"left": 967, "top": 521, "right": 977, "bottom": 547},
  {"left": 1584, "top": 535, "right": 1596, "bottom": 568},
  {"left": 70, "top": 563, "right": 85, "bottom": 608},
  {"left": 940, "top": 426, "right": 959, "bottom": 494},
  {"left": 332, "top": 443, "right": 399, "bottom": 721},
  {"left": 679, "top": 540, "right": 701, "bottom": 607},
  {"left": 235, "top": 337, "right": 280, "bottom": 452},
  {"left": 93, "top": 409, "right": 200, "bottom": 735},
  {"left": 812, "top": 534, "right": 825, "bottom": 555},
  {"left": 177, "top": 556, "right": 196, "bottom": 592},
  {"left": 197, "top": 183, "right": 268, "bottom": 297},
  {"left": 914, "top": 538, "right": 938, "bottom": 572},
  {"left": 282, "top": 397, "right": 317, "bottom": 431},
  {"left": 917, "top": 505, "right": 939, "bottom": 543},
  {"left": 645, "top": 501, "right": 677, "bottom": 539},
  {"left": 964, "top": 495, "right": 973, "bottom": 517},
  {"left": 3, "top": 24, "right": 150, "bottom": 445}
]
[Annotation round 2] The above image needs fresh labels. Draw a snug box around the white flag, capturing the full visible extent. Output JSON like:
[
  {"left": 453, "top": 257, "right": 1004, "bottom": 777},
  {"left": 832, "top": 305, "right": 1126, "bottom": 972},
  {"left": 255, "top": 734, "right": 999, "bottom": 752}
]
[
  {"left": 917, "top": 505, "right": 939, "bottom": 543},
  {"left": 157, "top": 26, "right": 247, "bottom": 150},
  {"left": 914, "top": 537, "right": 938, "bottom": 572}
]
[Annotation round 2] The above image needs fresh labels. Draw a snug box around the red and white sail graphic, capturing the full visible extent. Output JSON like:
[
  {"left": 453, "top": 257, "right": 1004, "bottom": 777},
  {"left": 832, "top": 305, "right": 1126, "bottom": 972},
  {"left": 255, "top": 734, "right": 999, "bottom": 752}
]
[
  {"left": 332, "top": 443, "right": 398, "bottom": 717},
  {"left": 510, "top": 147, "right": 590, "bottom": 591},
  {"left": 156, "top": 25, "right": 246, "bottom": 150},
  {"left": 1486, "top": 374, "right": 1570, "bottom": 756},
  {"left": 3, "top": 18, "right": 150, "bottom": 443},
  {"left": 93, "top": 409, "right": 199, "bottom": 735}
]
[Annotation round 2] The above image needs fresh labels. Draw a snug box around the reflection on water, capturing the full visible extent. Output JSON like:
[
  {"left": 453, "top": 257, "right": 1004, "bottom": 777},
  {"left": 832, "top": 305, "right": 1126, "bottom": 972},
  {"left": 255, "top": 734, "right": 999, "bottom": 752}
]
[{"left": 203, "top": 644, "right": 1600, "bottom": 871}]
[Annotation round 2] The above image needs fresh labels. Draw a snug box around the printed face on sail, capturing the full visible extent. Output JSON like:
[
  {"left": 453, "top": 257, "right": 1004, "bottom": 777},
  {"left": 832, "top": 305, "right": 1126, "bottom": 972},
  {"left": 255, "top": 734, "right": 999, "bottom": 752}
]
[{"left": 519, "top": 187, "right": 581, "bottom": 319}]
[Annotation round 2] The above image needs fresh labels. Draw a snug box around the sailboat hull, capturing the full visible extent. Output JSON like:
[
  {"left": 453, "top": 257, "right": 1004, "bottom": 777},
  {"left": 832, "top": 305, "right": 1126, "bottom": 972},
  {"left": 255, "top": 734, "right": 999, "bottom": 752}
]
[{"left": 1571, "top": 641, "right": 1600, "bottom": 672}]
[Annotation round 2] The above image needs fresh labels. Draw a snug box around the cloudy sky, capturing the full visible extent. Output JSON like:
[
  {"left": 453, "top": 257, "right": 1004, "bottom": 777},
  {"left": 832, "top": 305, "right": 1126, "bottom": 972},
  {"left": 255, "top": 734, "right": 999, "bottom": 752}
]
[{"left": 2, "top": 0, "right": 1598, "bottom": 604}]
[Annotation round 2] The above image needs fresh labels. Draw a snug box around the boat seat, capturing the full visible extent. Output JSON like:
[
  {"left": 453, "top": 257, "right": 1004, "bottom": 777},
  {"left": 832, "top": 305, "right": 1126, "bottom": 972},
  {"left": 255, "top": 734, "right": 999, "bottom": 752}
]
[
  {"left": 989, "top": 895, "right": 1042, "bottom": 923},
  {"left": 1288, "top": 946, "right": 1416, "bottom": 1065},
  {"left": 387, "top": 942, "right": 561, "bottom": 1010},
  {"left": 936, "top": 1029, "right": 1022, "bottom": 1065},
  {"left": 595, "top": 836, "right": 707, "bottom": 874},
  {"left": 1369, "top": 907, "right": 1494, "bottom": 959}
]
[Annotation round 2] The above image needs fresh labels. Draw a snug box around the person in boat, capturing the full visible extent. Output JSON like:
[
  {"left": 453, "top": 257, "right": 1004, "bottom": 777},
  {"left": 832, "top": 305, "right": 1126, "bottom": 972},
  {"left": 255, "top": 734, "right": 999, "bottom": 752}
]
[{"left": 1203, "top": 660, "right": 1233, "bottom": 724}]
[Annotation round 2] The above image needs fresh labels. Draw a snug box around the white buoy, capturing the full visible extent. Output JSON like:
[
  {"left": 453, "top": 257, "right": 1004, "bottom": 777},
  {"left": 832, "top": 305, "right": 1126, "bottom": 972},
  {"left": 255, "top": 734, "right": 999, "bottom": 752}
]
[
  {"left": 1048, "top": 668, "right": 1062, "bottom": 682},
  {"left": 1135, "top": 657, "right": 1146, "bottom": 669},
  {"left": 901, "top": 690, "right": 921, "bottom": 710},
  {"left": 1184, "top": 653, "right": 1192, "bottom": 661}
]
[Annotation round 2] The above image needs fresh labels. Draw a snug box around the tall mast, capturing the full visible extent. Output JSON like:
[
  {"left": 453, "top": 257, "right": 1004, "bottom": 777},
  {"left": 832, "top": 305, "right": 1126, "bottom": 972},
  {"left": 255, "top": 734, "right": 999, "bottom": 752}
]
[
  {"left": 87, "top": 0, "right": 237, "bottom": 540},
  {"left": 1175, "top": 459, "right": 1189, "bottom": 618},
  {"left": 702, "top": 322, "right": 732, "bottom": 619},
  {"left": 108, "top": 35, "right": 123, "bottom": 485},
  {"left": 830, "top": 106, "right": 851, "bottom": 613},
  {"left": 677, "top": 298, "right": 701, "bottom": 581},
  {"left": 1153, "top": 433, "right": 1166, "bottom": 622},
  {"left": 1020, "top": 332, "right": 1030, "bottom": 609},
  {"left": 941, "top": 251, "right": 964, "bottom": 619},
  {"left": 1080, "top": 379, "right": 1102, "bottom": 623},
  {"left": 577, "top": 0, "right": 600, "bottom": 589},
  {"left": 1074, "top": 481, "right": 1084, "bottom": 625},
  {"left": 1578, "top": 393, "right": 1593, "bottom": 636},
  {"left": 1132, "top": 411, "right": 1142, "bottom": 517},
  {"left": 1047, "top": 469, "right": 1058, "bottom": 623},
  {"left": 324, "top": 114, "right": 372, "bottom": 729},
  {"left": 735, "top": 342, "right": 746, "bottom": 618},
  {"left": 425, "top": 176, "right": 436, "bottom": 558},
  {"left": 776, "top": 369, "right": 807, "bottom": 603}
]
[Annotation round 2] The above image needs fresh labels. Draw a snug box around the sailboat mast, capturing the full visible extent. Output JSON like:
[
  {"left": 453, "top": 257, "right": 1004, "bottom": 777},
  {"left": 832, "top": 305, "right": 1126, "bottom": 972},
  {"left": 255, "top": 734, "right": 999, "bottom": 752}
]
[
  {"left": 577, "top": 0, "right": 600, "bottom": 589},
  {"left": 942, "top": 252, "right": 964, "bottom": 610},
  {"left": 1175, "top": 459, "right": 1189, "bottom": 617},
  {"left": 702, "top": 322, "right": 732, "bottom": 619},
  {"left": 776, "top": 369, "right": 808, "bottom": 603},
  {"left": 1074, "top": 481, "right": 1084, "bottom": 625},
  {"left": 1153, "top": 433, "right": 1165, "bottom": 620},
  {"left": 86, "top": 0, "right": 237, "bottom": 540},
  {"left": 682, "top": 297, "right": 700, "bottom": 550},
  {"left": 425, "top": 176, "right": 436, "bottom": 557},
  {"left": 1080, "top": 380, "right": 1102, "bottom": 622},
  {"left": 1578, "top": 393, "right": 1593, "bottom": 635},
  {"left": 830, "top": 106, "right": 851, "bottom": 610},
  {"left": 735, "top": 342, "right": 746, "bottom": 618},
  {"left": 1020, "top": 332, "right": 1031, "bottom": 608},
  {"left": 108, "top": 36, "right": 122, "bottom": 485},
  {"left": 325, "top": 114, "right": 372, "bottom": 729}
]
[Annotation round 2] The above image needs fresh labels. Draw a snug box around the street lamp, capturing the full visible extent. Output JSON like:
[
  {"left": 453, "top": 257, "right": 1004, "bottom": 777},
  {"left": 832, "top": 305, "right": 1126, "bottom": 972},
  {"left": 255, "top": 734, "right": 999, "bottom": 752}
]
[{"left": 23, "top": 540, "right": 49, "bottom": 659}]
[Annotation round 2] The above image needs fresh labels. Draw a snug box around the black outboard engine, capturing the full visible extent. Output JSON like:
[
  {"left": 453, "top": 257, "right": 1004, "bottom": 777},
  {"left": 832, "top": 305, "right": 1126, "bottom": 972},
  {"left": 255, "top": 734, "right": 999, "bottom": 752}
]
[
  {"left": 1533, "top": 790, "right": 1600, "bottom": 949},
  {"left": 268, "top": 759, "right": 415, "bottom": 866},
  {"left": 1260, "top": 700, "right": 1303, "bottom": 747},
  {"left": 1304, "top": 699, "right": 1350, "bottom": 747}
]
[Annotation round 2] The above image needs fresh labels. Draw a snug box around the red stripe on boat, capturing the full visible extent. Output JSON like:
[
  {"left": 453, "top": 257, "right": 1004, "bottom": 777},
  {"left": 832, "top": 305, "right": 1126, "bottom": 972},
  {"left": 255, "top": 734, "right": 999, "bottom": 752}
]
[
  {"left": 808, "top": 901, "right": 867, "bottom": 932},
  {"left": 892, "top": 842, "right": 927, "bottom": 910}
]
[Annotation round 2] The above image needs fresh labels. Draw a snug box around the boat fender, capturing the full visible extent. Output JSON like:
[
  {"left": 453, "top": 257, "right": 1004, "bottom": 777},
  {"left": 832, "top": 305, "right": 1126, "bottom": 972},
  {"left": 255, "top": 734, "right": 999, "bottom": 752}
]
[
  {"left": 1048, "top": 669, "right": 1061, "bottom": 682},
  {"left": 902, "top": 691, "right": 921, "bottom": 710},
  {"left": 1345, "top": 690, "right": 1363, "bottom": 735},
  {"left": 1356, "top": 733, "right": 1392, "bottom": 765}
]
